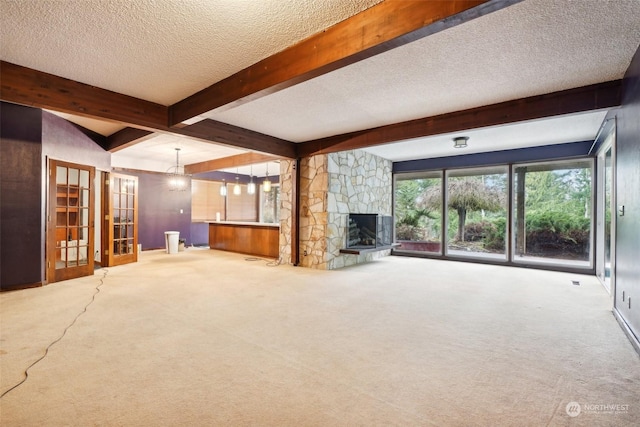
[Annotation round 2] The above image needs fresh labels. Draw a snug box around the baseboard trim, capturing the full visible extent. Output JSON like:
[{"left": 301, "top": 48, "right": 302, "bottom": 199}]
[
  {"left": 613, "top": 308, "right": 640, "bottom": 357},
  {"left": 0, "top": 281, "right": 44, "bottom": 292}
]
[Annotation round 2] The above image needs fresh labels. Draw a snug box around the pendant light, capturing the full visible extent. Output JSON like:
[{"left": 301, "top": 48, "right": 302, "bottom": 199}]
[
  {"left": 167, "top": 148, "right": 188, "bottom": 191},
  {"left": 247, "top": 165, "right": 256, "bottom": 195},
  {"left": 263, "top": 163, "right": 272, "bottom": 192},
  {"left": 220, "top": 179, "right": 227, "bottom": 196},
  {"left": 233, "top": 168, "right": 241, "bottom": 195}
]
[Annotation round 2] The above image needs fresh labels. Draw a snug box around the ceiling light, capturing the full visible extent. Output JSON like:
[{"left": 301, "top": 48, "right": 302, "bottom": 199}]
[
  {"left": 453, "top": 136, "right": 469, "bottom": 149},
  {"left": 263, "top": 163, "right": 271, "bottom": 192},
  {"left": 220, "top": 179, "right": 227, "bottom": 197},
  {"left": 247, "top": 165, "right": 256, "bottom": 195},
  {"left": 233, "top": 177, "right": 241, "bottom": 196},
  {"left": 167, "top": 148, "right": 189, "bottom": 191}
]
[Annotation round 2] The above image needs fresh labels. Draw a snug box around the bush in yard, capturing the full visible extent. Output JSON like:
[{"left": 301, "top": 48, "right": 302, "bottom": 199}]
[
  {"left": 464, "top": 221, "right": 493, "bottom": 242},
  {"left": 483, "top": 218, "right": 506, "bottom": 251},
  {"left": 525, "top": 210, "right": 590, "bottom": 258},
  {"left": 396, "top": 223, "right": 425, "bottom": 241}
]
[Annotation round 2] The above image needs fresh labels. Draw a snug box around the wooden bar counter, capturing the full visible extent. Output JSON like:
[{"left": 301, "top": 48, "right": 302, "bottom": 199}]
[{"left": 207, "top": 221, "right": 279, "bottom": 258}]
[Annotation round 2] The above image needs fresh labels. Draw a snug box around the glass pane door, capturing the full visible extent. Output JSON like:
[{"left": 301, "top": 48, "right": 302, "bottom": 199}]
[
  {"left": 49, "top": 160, "right": 94, "bottom": 283},
  {"left": 512, "top": 160, "right": 593, "bottom": 269},
  {"left": 596, "top": 131, "right": 615, "bottom": 292},
  {"left": 603, "top": 148, "right": 613, "bottom": 289},
  {"left": 103, "top": 172, "right": 138, "bottom": 267},
  {"left": 445, "top": 167, "right": 508, "bottom": 260}
]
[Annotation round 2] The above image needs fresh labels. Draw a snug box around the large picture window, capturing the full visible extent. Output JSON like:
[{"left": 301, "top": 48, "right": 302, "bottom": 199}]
[
  {"left": 393, "top": 158, "right": 594, "bottom": 271},
  {"left": 394, "top": 172, "right": 443, "bottom": 254},
  {"left": 260, "top": 185, "right": 280, "bottom": 224}
]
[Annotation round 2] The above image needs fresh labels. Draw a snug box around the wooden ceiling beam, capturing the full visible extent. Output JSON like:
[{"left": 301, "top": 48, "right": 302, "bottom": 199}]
[
  {"left": 1, "top": 61, "right": 298, "bottom": 158},
  {"left": 296, "top": 80, "right": 623, "bottom": 157},
  {"left": 176, "top": 119, "right": 296, "bottom": 159},
  {"left": 106, "top": 127, "right": 155, "bottom": 152},
  {"left": 1, "top": 61, "right": 167, "bottom": 129},
  {"left": 169, "top": 0, "right": 518, "bottom": 126},
  {"left": 185, "top": 152, "right": 283, "bottom": 175}
]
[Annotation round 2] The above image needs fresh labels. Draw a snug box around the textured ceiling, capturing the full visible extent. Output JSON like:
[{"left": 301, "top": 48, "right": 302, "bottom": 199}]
[
  {"left": 2, "top": 0, "right": 639, "bottom": 173},
  {"left": 1, "top": 0, "right": 382, "bottom": 105},
  {"left": 206, "top": 0, "right": 640, "bottom": 142}
]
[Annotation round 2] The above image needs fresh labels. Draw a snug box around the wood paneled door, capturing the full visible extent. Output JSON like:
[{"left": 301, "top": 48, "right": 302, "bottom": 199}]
[
  {"left": 101, "top": 172, "right": 138, "bottom": 267},
  {"left": 47, "top": 160, "right": 95, "bottom": 283}
]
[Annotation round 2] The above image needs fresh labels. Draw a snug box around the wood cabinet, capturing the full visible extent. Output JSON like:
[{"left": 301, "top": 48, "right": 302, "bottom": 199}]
[{"left": 208, "top": 222, "right": 279, "bottom": 258}]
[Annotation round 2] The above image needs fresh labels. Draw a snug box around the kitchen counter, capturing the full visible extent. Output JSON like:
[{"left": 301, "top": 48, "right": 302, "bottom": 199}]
[{"left": 208, "top": 222, "right": 279, "bottom": 258}]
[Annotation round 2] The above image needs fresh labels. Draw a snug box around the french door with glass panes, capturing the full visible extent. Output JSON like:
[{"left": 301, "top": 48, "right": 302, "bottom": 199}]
[
  {"left": 102, "top": 172, "right": 138, "bottom": 267},
  {"left": 48, "top": 160, "right": 95, "bottom": 283}
]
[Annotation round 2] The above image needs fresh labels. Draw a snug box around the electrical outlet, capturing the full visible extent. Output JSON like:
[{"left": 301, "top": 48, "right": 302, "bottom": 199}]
[{"left": 303, "top": 250, "right": 308, "bottom": 256}]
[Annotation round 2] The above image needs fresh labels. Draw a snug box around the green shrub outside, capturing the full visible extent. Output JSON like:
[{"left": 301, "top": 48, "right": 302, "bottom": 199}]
[{"left": 461, "top": 210, "right": 589, "bottom": 254}]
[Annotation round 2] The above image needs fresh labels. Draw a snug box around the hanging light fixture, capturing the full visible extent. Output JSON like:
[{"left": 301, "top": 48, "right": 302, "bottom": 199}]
[
  {"left": 233, "top": 168, "right": 241, "bottom": 195},
  {"left": 167, "top": 148, "right": 189, "bottom": 191},
  {"left": 263, "top": 163, "right": 272, "bottom": 192},
  {"left": 247, "top": 165, "right": 256, "bottom": 195},
  {"left": 453, "top": 136, "right": 469, "bottom": 149},
  {"left": 220, "top": 179, "right": 227, "bottom": 196}
]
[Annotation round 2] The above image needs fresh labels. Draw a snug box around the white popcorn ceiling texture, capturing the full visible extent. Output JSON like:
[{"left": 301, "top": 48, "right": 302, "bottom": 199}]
[{"left": 1, "top": 0, "right": 639, "bottom": 172}]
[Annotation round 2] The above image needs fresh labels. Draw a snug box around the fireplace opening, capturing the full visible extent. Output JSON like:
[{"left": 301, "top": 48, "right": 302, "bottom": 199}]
[{"left": 346, "top": 214, "right": 393, "bottom": 249}]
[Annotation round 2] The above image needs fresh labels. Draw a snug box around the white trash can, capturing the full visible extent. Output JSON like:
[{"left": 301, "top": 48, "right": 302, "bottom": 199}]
[{"left": 164, "top": 231, "right": 180, "bottom": 254}]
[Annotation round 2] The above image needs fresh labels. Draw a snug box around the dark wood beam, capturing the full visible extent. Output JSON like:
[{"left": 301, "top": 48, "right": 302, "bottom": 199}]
[
  {"left": 106, "top": 127, "right": 155, "bottom": 152},
  {"left": 1, "top": 62, "right": 298, "bottom": 158},
  {"left": 177, "top": 119, "right": 296, "bottom": 159},
  {"left": 297, "top": 80, "right": 623, "bottom": 157},
  {"left": 170, "top": 0, "right": 518, "bottom": 125},
  {"left": 1, "top": 61, "right": 167, "bottom": 129},
  {"left": 185, "top": 152, "right": 283, "bottom": 175}
]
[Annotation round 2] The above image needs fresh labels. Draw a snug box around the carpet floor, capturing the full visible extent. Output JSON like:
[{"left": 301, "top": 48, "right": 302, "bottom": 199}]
[{"left": 1, "top": 249, "right": 639, "bottom": 426}]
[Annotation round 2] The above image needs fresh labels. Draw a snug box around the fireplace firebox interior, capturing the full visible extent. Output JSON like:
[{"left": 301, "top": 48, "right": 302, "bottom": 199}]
[{"left": 346, "top": 214, "right": 393, "bottom": 249}]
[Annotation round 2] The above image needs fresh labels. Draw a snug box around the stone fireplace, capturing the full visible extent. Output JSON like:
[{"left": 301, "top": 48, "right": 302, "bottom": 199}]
[{"left": 279, "top": 149, "right": 392, "bottom": 270}]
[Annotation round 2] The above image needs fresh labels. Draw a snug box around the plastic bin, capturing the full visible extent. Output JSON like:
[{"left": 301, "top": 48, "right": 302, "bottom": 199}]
[{"left": 164, "top": 231, "right": 180, "bottom": 254}]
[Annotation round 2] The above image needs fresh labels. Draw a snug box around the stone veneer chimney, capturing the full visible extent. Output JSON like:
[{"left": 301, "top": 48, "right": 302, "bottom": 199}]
[{"left": 278, "top": 150, "right": 392, "bottom": 270}]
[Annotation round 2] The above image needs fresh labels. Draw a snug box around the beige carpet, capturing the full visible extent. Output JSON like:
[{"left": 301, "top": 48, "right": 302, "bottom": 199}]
[{"left": 1, "top": 249, "right": 639, "bottom": 426}]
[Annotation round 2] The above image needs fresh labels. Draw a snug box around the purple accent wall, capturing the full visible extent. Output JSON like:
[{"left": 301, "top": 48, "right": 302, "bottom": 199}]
[
  {"left": 1, "top": 102, "right": 43, "bottom": 290},
  {"left": 394, "top": 141, "right": 593, "bottom": 173},
  {"left": 190, "top": 222, "right": 209, "bottom": 246},
  {"left": 41, "top": 112, "right": 110, "bottom": 170},
  {"left": 121, "top": 170, "right": 193, "bottom": 250},
  {"left": 615, "top": 45, "right": 640, "bottom": 342}
]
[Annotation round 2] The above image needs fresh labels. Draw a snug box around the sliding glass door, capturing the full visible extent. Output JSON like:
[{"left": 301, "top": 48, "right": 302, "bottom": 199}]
[
  {"left": 445, "top": 167, "right": 508, "bottom": 260},
  {"left": 512, "top": 160, "right": 593, "bottom": 268},
  {"left": 596, "top": 130, "right": 615, "bottom": 292}
]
